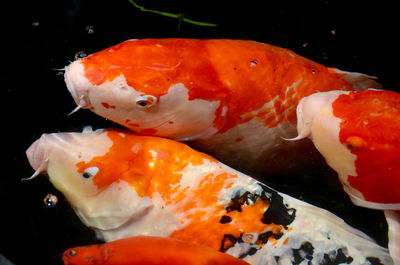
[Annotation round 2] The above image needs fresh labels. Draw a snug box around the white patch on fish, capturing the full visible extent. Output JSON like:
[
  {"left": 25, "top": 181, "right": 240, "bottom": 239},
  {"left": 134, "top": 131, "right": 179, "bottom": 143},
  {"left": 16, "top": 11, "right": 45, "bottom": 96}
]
[{"left": 97, "top": 190, "right": 185, "bottom": 242}]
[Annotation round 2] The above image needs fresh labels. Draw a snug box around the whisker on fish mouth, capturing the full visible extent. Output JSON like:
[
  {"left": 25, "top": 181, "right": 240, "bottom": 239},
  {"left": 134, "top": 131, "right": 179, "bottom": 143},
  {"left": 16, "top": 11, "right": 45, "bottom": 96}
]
[
  {"left": 68, "top": 102, "right": 85, "bottom": 116},
  {"left": 51, "top": 67, "right": 66, "bottom": 72},
  {"left": 21, "top": 166, "right": 46, "bottom": 182}
]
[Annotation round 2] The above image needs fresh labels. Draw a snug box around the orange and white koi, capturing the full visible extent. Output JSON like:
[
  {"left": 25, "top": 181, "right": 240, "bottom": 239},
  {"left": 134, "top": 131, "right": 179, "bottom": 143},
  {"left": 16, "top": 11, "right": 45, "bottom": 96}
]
[
  {"left": 26, "top": 128, "right": 392, "bottom": 264},
  {"left": 294, "top": 89, "right": 400, "bottom": 264},
  {"left": 63, "top": 236, "right": 250, "bottom": 265},
  {"left": 64, "top": 38, "right": 380, "bottom": 174}
]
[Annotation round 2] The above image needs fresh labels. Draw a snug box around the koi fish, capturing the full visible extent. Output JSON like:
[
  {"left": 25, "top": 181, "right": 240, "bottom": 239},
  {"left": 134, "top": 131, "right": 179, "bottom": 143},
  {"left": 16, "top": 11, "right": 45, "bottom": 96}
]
[
  {"left": 26, "top": 128, "right": 392, "bottom": 264},
  {"left": 294, "top": 89, "right": 400, "bottom": 264},
  {"left": 63, "top": 236, "right": 250, "bottom": 265},
  {"left": 64, "top": 38, "right": 380, "bottom": 174}
]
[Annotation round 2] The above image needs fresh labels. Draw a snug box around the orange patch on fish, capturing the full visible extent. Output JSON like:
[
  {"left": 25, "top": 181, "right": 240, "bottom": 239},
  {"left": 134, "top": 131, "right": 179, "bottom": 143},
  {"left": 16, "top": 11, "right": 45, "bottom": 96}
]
[
  {"left": 332, "top": 90, "right": 400, "bottom": 203},
  {"left": 101, "top": 102, "right": 116, "bottom": 109},
  {"left": 76, "top": 130, "right": 217, "bottom": 200},
  {"left": 139, "top": 128, "right": 158, "bottom": 135},
  {"left": 171, "top": 197, "right": 282, "bottom": 250}
]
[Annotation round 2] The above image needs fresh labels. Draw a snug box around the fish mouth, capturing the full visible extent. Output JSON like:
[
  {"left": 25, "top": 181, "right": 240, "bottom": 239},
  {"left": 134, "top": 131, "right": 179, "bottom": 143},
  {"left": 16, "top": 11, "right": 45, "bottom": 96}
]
[
  {"left": 64, "top": 61, "right": 92, "bottom": 113},
  {"left": 25, "top": 136, "right": 50, "bottom": 180},
  {"left": 25, "top": 133, "right": 77, "bottom": 180}
]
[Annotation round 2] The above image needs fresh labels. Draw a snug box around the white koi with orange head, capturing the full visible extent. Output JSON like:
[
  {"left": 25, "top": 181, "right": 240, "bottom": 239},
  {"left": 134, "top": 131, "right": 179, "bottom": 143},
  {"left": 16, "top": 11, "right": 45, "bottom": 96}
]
[
  {"left": 64, "top": 38, "right": 380, "bottom": 173},
  {"left": 295, "top": 89, "right": 400, "bottom": 264},
  {"left": 26, "top": 128, "right": 393, "bottom": 264}
]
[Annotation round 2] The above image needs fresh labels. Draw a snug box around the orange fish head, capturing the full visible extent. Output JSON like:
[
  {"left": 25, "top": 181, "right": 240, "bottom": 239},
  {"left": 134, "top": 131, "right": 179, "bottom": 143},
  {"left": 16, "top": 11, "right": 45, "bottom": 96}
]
[
  {"left": 26, "top": 127, "right": 155, "bottom": 232},
  {"left": 64, "top": 39, "right": 228, "bottom": 140},
  {"left": 295, "top": 89, "right": 400, "bottom": 208},
  {"left": 63, "top": 245, "right": 105, "bottom": 265}
]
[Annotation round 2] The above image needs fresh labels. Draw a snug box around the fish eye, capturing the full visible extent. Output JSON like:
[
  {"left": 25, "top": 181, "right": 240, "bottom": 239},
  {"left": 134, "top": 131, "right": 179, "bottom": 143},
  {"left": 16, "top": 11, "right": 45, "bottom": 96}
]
[
  {"left": 136, "top": 95, "right": 158, "bottom": 108},
  {"left": 82, "top": 166, "right": 99, "bottom": 179}
]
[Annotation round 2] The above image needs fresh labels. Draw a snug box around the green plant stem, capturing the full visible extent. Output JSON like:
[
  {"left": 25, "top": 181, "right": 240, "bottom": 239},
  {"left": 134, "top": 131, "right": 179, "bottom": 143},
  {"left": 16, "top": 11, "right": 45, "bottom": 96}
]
[{"left": 128, "top": 0, "right": 217, "bottom": 27}]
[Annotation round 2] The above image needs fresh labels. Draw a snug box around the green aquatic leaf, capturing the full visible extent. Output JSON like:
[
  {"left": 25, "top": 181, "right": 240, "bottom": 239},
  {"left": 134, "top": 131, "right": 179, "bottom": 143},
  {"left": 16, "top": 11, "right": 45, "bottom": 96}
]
[{"left": 128, "top": 0, "right": 218, "bottom": 27}]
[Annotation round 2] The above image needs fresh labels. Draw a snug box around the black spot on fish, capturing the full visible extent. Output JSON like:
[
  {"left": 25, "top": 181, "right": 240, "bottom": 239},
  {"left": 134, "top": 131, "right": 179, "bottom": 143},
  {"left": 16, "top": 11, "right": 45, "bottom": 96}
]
[
  {"left": 292, "top": 242, "right": 314, "bottom": 265},
  {"left": 220, "top": 184, "right": 295, "bottom": 256},
  {"left": 239, "top": 247, "right": 258, "bottom": 259},
  {"left": 260, "top": 184, "right": 296, "bottom": 228},
  {"left": 219, "top": 215, "right": 232, "bottom": 224},
  {"left": 367, "top": 257, "right": 384, "bottom": 265},
  {"left": 225, "top": 184, "right": 295, "bottom": 230},
  {"left": 225, "top": 190, "right": 245, "bottom": 213},
  {"left": 321, "top": 248, "right": 353, "bottom": 265},
  {"left": 258, "top": 230, "right": 283, "bottom": 244},
  {"left": 220, "top": 234, "right": 239, "bottom": 252},
  {"left": 226, "top": 190, "right": 259, "bottom": 213}
]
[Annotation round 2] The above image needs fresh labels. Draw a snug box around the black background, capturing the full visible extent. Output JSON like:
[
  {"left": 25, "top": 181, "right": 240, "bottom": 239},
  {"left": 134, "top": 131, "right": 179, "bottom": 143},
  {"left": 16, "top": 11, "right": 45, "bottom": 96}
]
[{"left": 3, "top": 0, "right": 400, "bottom": 264}]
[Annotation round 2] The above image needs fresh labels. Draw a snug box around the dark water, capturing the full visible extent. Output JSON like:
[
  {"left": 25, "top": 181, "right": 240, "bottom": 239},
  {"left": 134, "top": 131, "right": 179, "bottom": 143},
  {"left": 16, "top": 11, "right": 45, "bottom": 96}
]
[{"left": 4, "top": 0, "right": 400, "bottom": 264}]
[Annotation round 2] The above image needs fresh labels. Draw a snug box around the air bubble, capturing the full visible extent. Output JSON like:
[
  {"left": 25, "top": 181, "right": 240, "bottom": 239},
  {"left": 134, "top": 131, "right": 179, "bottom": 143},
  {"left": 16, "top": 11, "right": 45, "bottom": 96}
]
[
  {"left": 85, "top": 25, "right": 95, "bottom": 34},
  {"left": 43, "top": 194, "right": 58, "bottom": 208},
  {"left": 74, "top": 51, "right": 88, "bottom": 60}
]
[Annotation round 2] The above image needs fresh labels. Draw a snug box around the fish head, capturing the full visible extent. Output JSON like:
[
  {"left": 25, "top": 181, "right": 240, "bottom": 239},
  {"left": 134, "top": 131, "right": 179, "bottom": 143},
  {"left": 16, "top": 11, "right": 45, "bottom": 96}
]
[
  {"left": 26, "top": 128, "right": 154, "bottom": 231},
  {"left": 64, "top": 39, "right": 228, "bottom": 141},
  {"left": 295, "top": 90, "right": 358, "bottom": 189},
  {"left": 63, "top": 244, "right": 104, "bottom": 265},
  {"left": 296, "top": 89, "right": 400, "bottom": 208}
]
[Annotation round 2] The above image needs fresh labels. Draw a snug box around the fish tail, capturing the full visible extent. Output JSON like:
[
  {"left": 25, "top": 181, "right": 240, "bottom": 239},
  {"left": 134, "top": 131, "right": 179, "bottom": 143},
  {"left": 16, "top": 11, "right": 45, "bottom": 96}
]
[
  {"left": 330, "top": 68, "right": 382, "bottom": 90},
  {"left": 385, "top": 210, "right": 400, "bottom": 265}
]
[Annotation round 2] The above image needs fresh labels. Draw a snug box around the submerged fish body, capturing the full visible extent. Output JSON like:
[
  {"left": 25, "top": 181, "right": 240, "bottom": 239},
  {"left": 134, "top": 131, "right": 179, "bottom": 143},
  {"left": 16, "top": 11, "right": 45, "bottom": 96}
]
[
  {"left": 27, "top": 128, "right": 392, "bottom": 264},
  {"left": 63, "top": 236, "right": 251, "bottom": 265},
  {"left": 295, "top": 89, "right": 400, "bottom": 264},
  {"left": 64, "top": 38, "right": 380, "bottom": 173}
]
